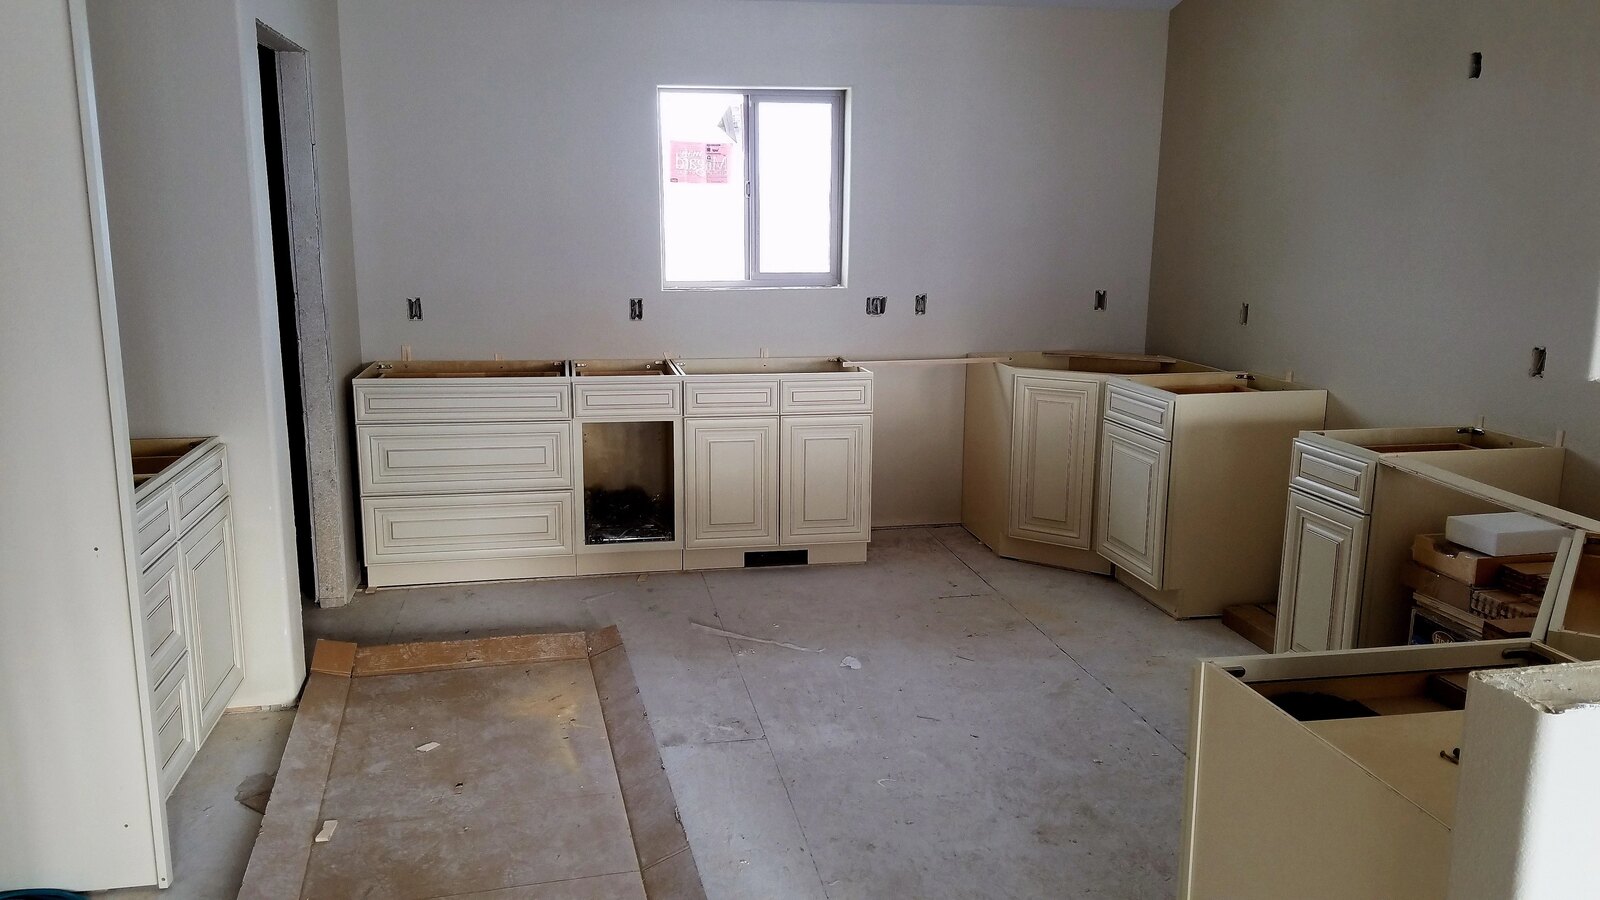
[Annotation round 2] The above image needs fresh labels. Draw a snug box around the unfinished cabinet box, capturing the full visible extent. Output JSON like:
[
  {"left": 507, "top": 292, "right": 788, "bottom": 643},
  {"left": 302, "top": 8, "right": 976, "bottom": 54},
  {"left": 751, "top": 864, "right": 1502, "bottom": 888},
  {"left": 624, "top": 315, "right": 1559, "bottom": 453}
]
[
  {"left": 1093, "top": 373, "right": 1328, "bottom": 619},
  {"left": 962, "top": 351, "right": 1217, "bottom": 573},
  {"left": 1275, "top": 428, "right": 1564, "bottom": 652},
  {"left": 130, "top": 437, "right": 243, "bottom": 795},
  {"left": 676, "top": 358, "right": 874, "bottom": 569},
  {"left": 1179, "top": 639, "right": 1574, "bottom": 900}
]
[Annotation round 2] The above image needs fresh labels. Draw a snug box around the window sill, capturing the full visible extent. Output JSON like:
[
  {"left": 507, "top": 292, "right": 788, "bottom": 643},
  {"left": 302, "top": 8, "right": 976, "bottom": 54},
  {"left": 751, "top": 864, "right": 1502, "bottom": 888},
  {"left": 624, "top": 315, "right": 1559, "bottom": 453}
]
[{"left": 662, "top": 283, "right": 846, "bottom": 292}]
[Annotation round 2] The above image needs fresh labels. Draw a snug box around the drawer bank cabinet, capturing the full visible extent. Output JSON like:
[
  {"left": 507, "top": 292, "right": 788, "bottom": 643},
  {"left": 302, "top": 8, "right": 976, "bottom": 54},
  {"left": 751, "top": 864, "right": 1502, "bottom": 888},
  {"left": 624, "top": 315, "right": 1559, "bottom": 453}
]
[
  {"left": 130, "top": 437, "right": 244, "bottom": 796},
  {"left": 1094, "top": 372, "right": 1328, "bottom": 619},
  {"left": 1275, "top": 427, "right": 1564, "bottom": 653},
  {"left": 353, "top": 358, "right": 872, "bottom": 587},
  {"left": 961, "top": 350, "right": 1218, "bottom": 574}
]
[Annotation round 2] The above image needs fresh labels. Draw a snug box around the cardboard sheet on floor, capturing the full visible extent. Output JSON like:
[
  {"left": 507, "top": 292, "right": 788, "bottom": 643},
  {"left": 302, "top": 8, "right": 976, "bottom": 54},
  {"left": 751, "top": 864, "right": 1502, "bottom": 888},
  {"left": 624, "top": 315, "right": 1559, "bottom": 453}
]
[{"left": 238, "top": 629, "right": 706, "bottom": 900}]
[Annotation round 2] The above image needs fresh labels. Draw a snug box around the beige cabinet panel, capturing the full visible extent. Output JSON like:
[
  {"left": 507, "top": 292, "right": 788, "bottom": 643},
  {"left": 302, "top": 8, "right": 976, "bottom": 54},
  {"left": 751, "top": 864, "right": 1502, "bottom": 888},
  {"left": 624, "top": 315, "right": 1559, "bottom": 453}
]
[
  {"left": 1103, "top": 380, "right": 1176, "bottom": 440},
  {"left": 779, "top": 377, "right": 873, "bottom": 415},
  {"left": 573, "top": 381, "right": 682, "bottom": 419},
  {"left": 151, "top": 657, "right": 197, "bottom": 799},
  {"left": 171, "top": 444, "right": 228, "bottom": 532},
  {"left": 364, "top": 491, "right": 575, "bottom": 564},
  {"left": 782, "top": 415, "right": 872, "bottom": 544},
  {"left": 180, "top": 501, "right": 244, "bottom": 739},
  {"left": 684, "top": 417, "right": 779, "bottom": 549},
  {"left": 685, "top": 378, "right": 781, "bottom": 417},
  {"left": 1290, "top": 438, "right": 1377, "bottom": 513},
  {"left": 1276, "top": 491, "right": 1370, "bottom": 653},
  {"left": 1096, "top": 421, "right": 1170, "bottom": 588},
  {"left": 139, "top": 550, "right": 187, "bottom": 695},
  {"left": 355, "top": 378, "right": 571, "bottom": 423},
  {"left": 134, "top": 489, "right": 179, "bottom": 575},
  {"left": 358, "top": 422, "right": 573, "bottom": 495},
  {"left": 1007, "top": 375, "right": 1100, "bottom": 549}
]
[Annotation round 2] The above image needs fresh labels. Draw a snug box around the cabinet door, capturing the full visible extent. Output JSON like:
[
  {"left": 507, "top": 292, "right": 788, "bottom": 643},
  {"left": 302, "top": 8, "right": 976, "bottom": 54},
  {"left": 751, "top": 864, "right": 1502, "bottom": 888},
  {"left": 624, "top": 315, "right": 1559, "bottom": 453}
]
[
  {"left": 781, "top": 415, "right": 872, "bottom": 544},
  {"left": 1095, "top": 421, "right": 1171, "bottom": 588},
  {"left": 1007, "top": 375, "right": 1101, "bottom": 549},
  {"left": 1275, "top": 491, "right": 1369, "bottom": 653},
  {"left": 685, "top": 417, "right": 779, "bottom": 549},
  {"left": 180, "top": 501, "right": 244, "bottom": 739}
]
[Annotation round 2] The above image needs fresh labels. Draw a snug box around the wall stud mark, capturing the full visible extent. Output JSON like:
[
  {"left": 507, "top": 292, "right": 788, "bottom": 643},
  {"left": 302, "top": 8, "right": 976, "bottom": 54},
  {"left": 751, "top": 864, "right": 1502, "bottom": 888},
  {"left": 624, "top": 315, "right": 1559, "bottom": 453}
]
[
  {"left": 1094, "top": 290, "right": 1107, "bottom": 311},
  {"left": 407, "top": 297, "right": 422, "bottom": 321},
  {"left": 629, "top": 297, "right": 643, "bottom": 321},
  {"left": 914, "top": 293, "right": 927, "bottom": 316},
  {"left": 866, "top": 296, "right": 886, "bottom": 316}
]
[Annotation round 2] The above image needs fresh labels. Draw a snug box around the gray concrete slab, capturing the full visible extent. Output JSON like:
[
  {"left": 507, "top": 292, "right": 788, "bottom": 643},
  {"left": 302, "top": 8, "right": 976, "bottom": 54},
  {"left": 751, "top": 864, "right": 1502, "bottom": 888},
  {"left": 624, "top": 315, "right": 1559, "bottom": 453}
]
[{"left": 106, "top": 525, "right": 1252, "bottom": 899}]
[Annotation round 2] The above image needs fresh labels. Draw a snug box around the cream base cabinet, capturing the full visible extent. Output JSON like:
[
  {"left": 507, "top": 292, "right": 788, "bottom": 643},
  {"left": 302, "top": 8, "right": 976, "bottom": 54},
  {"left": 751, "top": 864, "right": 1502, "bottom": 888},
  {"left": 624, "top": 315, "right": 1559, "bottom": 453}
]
[
  {"left": 782, "top": 415, "right": 872, "bottom": 544},
  {"left": 1275, "top": 490, "right": 1368, "bottom": 653},
  {"left": 1008, "top": 375, "right": 1100, "bottom": 549},
  {"left": 684, "top": 417, "right": 780, "bottom": 549},
  {"left": 1096, "top": 421, "right": 1171, "bottom": 587}
]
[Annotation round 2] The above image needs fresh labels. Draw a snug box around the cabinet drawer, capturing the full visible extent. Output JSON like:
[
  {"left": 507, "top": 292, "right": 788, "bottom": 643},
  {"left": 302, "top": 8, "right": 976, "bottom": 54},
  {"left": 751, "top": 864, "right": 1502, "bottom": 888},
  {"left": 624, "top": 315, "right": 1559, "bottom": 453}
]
[
  {"left": 133, "top": 489, "right": 179, "bottom": 573},
  {"left": 359, "top": 423, "right": 573, "bottom": 495},
  {"left": 573, "top": 381, "right": 683, "bottom": 419},
  {"left": 172, "top": 445, "right": 228, "bottom": 532},
  {"left": 780, "top": 377, "right": 873, "bottom": 415},
  {"left": 1103, "top": 381, "right": 1175, "bottom": 441},
  {"left": 151, "top": 654, "right": 197, "bottom": 797},
  {"left": 684, "top": 378, "right": 781, "bottom": 417},
  {"left": 355, "top": 379, "right": 571, "bottom": 423},
  {"left": 1289, "top": 438, "right": 1376, "bottom": 513},
  {"left": 363, "top": 492, "right": 575, "bottom": 564},
  {"left": 140, "top": 550, "right": 187, "bottom": 689}
]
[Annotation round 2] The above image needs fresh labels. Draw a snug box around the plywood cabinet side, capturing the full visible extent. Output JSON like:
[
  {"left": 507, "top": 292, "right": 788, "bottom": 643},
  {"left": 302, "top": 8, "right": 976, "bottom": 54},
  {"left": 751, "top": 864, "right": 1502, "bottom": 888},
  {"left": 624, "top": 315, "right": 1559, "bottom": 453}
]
[
  {"left": 1160, "top": 390, "right": 1328, "bottom": 618},
  {"left": 1181, "top": 664, "right": 1452, "bottom": 900}
]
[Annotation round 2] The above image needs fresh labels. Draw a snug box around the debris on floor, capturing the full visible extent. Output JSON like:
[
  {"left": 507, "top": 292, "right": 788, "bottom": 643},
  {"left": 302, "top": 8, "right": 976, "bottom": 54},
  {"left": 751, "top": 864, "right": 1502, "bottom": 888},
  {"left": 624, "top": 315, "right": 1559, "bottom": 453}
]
[
  {"left": 415, "top": 741, "right": 440, "bottom": 752},
  {"left": 233, "top": 772, "right": 275, "bottom": 815},
  {"left": 690, "top": 620, "right": 823, "bottom": 653},
  {"left": 312, "top": 819, "right": 337, "bottom": 843},
  {"left": 840, "top": 656, "right": 862, "bottom": 669}
]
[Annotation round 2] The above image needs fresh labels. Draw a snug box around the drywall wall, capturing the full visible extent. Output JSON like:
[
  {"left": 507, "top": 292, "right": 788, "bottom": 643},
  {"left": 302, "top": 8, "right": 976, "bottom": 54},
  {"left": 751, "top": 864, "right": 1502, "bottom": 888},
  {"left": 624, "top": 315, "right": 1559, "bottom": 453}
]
[
  {"left": 1148, "top": 0, "right": 1600, "bottom": 514},
  {"left": 0, "top": 1, "right": 161, "bottom": 888},
  {"left": 337, "top": 0, "right": 1171, "bottom": 525},
  {"left": 88, "top": 0, "right": 363, "bottom": 702}
]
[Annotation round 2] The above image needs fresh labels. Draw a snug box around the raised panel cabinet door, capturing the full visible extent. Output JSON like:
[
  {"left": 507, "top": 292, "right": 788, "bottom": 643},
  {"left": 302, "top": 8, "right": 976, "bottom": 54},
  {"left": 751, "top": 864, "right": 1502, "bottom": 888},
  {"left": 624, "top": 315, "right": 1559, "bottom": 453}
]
[
  {"left": 1095, "top": 421, "right": 1171, "bottom": 588},
  {"left": 684, "top": 417, "right": 780, "bottom": 549},
  {"left": 1007, "top": 375, "right": 1101, "bottom": 548},
  {"left": 179, "top": 501, "right": 244, "bottom": 739},
  {"left": 781, "top": 415, "right": 872, "bottom": 544},
  {"left": 1275, "top": 491, "right": 1370, "bottom": 653}
]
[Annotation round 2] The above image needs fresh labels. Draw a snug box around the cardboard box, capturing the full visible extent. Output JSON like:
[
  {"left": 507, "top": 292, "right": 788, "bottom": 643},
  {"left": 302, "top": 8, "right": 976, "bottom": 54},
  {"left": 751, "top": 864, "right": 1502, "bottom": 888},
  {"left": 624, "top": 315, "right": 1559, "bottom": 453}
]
[
  {"left": 1482, "top": 617, "right": 1537, "bottom": 639},
  {"left": 1410, "top": 534, "right": 1554, "bottom": 587},
  {"left": 1445, "top": 512, "right": 1570, "bottom": 557},
  {"left": 1412, "top": 593, "right": 1484, "bottom": 639},
  {"left": 1401, "top": 561, "right": 1472, "bottom": 611}
]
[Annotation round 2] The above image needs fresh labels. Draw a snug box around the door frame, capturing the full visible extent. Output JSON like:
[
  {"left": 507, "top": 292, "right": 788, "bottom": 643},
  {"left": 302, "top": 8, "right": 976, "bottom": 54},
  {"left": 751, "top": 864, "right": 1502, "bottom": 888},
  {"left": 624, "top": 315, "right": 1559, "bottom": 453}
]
[{"left": 257, "top": 22, "right": 352, "bottom": 605}]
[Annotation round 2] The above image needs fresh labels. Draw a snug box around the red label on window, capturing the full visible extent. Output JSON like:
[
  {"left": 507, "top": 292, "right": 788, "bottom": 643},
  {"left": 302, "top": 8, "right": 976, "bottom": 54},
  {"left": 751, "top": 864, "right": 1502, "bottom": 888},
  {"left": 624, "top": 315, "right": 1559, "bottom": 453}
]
[{"left": 669, "top": 141, "right": 731, "bottom": 184}]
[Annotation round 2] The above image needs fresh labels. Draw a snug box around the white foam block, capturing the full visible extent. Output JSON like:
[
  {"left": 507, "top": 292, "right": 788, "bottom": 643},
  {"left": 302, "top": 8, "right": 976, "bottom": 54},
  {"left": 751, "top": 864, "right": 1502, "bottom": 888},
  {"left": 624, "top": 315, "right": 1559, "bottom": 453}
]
[{"left": 1445, "top": 512, "right": 1568, "bottom": 557}]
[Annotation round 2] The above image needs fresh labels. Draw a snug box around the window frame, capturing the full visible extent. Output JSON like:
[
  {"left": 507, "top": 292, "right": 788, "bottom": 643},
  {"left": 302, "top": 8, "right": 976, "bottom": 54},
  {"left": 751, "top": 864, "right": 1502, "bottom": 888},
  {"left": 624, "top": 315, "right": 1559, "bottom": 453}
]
[{"left": 658, "top": 87, "right": 846, "bottom": 291}]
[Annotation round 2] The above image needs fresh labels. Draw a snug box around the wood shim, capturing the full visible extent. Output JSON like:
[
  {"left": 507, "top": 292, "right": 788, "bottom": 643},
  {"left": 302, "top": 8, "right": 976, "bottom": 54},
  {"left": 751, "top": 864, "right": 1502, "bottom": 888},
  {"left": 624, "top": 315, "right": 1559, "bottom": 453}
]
[{"left": 352, "top": 633, "right": 588, "bottom": 676}]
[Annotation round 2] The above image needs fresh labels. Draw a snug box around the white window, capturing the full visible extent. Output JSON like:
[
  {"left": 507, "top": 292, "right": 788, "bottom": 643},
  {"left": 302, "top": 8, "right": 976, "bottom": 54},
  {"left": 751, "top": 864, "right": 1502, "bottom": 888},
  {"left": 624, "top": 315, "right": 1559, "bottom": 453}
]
[{"left": 658, "top": 88, "right": 845, "bottom": 289}]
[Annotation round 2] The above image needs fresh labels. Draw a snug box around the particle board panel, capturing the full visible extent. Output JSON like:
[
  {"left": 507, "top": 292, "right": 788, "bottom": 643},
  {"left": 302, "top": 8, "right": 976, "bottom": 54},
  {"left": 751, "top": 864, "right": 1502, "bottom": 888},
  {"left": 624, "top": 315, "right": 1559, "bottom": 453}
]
[{"left": 240, "top": 634, "right": 705, "bottom": 900}]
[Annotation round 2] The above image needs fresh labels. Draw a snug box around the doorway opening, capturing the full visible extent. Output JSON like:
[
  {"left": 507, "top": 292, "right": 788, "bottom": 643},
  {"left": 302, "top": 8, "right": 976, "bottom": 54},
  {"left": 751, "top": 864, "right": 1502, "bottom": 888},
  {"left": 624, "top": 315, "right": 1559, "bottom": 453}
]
[{"left": 256, "top": 25, "right": 355, "bottom": 606}]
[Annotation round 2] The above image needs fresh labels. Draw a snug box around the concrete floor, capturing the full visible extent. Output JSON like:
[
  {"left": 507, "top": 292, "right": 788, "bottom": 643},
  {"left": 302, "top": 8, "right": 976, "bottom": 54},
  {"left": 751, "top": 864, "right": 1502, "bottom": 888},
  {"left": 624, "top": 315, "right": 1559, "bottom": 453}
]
[{"left": 102, "top": 526, "right": 1255, "bottom": 899}]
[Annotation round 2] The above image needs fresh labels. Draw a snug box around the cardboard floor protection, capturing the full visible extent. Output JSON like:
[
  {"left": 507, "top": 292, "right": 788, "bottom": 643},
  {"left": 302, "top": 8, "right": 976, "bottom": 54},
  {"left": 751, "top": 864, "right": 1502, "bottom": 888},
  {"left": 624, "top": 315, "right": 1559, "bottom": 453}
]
[{"left": 239, "top": 628, "right": 706, "bottom": 900}]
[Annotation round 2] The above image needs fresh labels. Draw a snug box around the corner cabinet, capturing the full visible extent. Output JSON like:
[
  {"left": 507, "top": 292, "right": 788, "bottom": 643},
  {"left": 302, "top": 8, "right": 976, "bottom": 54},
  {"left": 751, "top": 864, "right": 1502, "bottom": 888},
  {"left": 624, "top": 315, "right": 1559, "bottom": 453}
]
[
  {"left": 131, "top": 438, "right": 244, "bottom": 796},
  {"left": 1007, "top": 375, "right": 1100, "bottom": 549}
]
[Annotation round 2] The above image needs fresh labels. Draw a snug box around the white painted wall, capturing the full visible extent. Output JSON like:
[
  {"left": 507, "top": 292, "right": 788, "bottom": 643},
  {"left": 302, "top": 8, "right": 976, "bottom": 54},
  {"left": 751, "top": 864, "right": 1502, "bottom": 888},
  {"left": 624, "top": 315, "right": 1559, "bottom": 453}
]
[
  {"left": 1147, "top": 0, "right": 1600, "bottom": 514},
  {"left": 337, "top": 0, "right": 1171, "bottom": 525},
  {"left": 88, "top": 0, "right": 363, "bottom": 705},
  {"left": 0, "top": 1, "right": 162, "bottom": 888}
]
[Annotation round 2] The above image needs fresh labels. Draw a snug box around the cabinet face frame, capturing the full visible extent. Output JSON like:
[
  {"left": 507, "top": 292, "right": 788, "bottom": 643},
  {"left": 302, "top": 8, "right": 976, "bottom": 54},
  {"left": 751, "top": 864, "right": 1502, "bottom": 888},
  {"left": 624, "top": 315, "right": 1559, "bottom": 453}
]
[
  {"left": 781, "top": 414, "right": 873, "bottom": 544},
  {"left": 1007, "top": 374, "right": 1100, "bottom": 549},
  {"left": 1096, "top": 420, "right": 1171, "bottom": 587},
  {"left": 1276, "top": 490, "right": 1370, "bottom": 653},
  {"left": 684, "top": 417, "right": 780, "bottom": 549}
]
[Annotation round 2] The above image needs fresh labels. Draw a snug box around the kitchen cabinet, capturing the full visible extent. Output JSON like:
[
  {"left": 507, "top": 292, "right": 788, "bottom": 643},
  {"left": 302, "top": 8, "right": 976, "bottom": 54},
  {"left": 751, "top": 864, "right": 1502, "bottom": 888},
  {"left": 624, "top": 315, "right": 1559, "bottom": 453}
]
[
  {"left": 1274, "top": 427, "right": 1564, "bottom": 651},
  {"left": 1093, "top": 372, "right": 1329, "bottom": 619},
  {"left": 962, "top": 350, "right": 1216, "bottom": 573},
  {"left": 131, "top": 438, "right": 242, "bottom": 795},
  {"left": 782, "top": 414, "right": 872, "bottom": 544},
  {"left": 684, "top": 417, "right": 780, "bottom": 549}
]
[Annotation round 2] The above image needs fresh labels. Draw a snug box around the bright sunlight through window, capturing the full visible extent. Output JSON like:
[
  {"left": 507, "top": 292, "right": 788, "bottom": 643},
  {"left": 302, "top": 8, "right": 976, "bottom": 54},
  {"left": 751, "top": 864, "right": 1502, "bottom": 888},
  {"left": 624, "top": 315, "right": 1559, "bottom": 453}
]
[{"left": 659, "top": 88, "right": 845, "bottom": 289}]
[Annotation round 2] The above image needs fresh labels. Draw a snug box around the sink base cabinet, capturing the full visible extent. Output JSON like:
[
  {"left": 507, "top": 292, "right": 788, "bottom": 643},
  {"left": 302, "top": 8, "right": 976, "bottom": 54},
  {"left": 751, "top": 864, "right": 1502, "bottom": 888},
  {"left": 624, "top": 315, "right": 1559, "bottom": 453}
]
[
  {"left": 684, "top": 417, "right": 780, "bottom": 549},
  {"left": 781, "top": 415, "right": 872, "bottom": 545}
]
